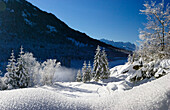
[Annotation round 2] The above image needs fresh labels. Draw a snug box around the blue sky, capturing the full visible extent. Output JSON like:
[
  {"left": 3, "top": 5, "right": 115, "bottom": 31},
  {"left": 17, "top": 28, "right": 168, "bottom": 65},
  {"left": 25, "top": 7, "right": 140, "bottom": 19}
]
[{"left": 27, "top": 0, "right": 160, "bottom": 43}]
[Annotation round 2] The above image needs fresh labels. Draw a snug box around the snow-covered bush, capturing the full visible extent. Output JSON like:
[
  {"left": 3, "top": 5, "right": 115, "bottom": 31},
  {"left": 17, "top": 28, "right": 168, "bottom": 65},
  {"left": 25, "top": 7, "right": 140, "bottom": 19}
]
[
  {"left": 40, "top": 59, "right": 61, "bottom": 85},
  {"left": 0, "top": 77, "right": 7, "bottom": 90},
  {"left": 22, "top": 52, "right": 41, "bottom": 86},
  {"left": 129, "top": 59, "right": 170, "bottom": 82}
]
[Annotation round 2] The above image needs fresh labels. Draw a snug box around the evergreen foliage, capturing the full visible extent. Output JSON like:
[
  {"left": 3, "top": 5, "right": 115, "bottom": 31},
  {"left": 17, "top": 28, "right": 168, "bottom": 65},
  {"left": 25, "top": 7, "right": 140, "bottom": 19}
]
[
  {"left": 82, "top": 61, "right": 88, "bottom": 82},
  {"left": 87, "top": 61, "right": 92, "bottom": 80},
  {"left": 100, "top": 49, "right": 110, "bottom": 79},
  {"left": 93, "top": 45, "right": 110, "bottom": 81},
  {"left": 5, "top": 50, "right": 18, "bottom": 89},
  {"left": 76, "top": 69, "right": 82, "bottom": 82},
  {"left": 93, "top": 45, "right": 103, "bottom": 81},
  {"left": 16, "top": 46, "right": 29, "bottom": 88}
]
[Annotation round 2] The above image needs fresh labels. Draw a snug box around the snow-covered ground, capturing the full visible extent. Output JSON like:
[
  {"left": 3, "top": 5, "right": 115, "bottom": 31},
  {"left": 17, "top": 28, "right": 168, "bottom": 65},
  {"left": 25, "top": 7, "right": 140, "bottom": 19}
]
[{"left": 0, "top": 65, "right": 170, "bottom": 110}]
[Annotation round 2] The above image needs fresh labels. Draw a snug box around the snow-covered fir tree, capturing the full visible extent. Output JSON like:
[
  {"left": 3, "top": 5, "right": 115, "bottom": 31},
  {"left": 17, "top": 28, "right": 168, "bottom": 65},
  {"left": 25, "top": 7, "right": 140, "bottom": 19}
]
[
  {"left": 100, "top": 49, "right": 110, "bottom": 79},
  {"left": 93, "top": 45, "right": 103, "bottom": 81},
  {"left": 16, "top": 46, "right": 29, "bottom": 88},
  {"left": 82, "top": 61, "right": 91, "bottom": 82},
  {"left": 82, "top": 61, "right": 87, "bottom": 82},
  {"left": 5, "top": 50, "right": 18, "bottom": 89},
  {"left": 87, "top": 61, "right": 92, "bottom": 80},
  {"left": 76, "top": 69, "right": 82, "bottom": 82}
]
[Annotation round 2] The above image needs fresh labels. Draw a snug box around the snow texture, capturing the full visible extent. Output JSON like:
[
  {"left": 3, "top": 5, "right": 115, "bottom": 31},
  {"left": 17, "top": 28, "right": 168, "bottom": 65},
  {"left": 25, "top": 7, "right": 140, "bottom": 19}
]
[{"left": 0, "top": 70, "right": 169, "bottom": 110}]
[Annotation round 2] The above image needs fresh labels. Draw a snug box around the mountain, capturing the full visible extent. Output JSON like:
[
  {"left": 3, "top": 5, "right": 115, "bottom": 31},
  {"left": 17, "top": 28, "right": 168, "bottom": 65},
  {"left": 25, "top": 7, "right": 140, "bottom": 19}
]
[
  {"left": 100, "top": 39, "right": 136, "bottom": 51},
  {"left": 0, "top": 0, "right": 130, "bottom": 71}
]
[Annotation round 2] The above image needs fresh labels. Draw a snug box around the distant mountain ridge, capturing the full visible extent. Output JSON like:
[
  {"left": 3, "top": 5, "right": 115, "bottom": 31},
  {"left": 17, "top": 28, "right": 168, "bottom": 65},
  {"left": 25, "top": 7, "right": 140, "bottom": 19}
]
[
  {"left": 100, "top": 39, "right": 136, "bottom": 51},
  {"left": 0, "top": 0, "right": 130, "bottom": 71}
]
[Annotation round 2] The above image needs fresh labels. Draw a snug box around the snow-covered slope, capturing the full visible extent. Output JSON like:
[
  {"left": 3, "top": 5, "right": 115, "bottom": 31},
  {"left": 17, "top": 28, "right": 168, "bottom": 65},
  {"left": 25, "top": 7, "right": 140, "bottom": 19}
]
[
  {"left": 0, "top": 73, "right": 169, "bottom": 110},
  {"left": 100, "top": 39, "right": 136, "bottom": 51}
]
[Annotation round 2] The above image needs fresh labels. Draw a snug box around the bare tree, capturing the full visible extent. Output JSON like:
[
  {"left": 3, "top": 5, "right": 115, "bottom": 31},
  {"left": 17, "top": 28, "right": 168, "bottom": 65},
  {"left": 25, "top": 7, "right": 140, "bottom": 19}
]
[{"left": 139, "top": 0, "right": 170, "bottom": 61}]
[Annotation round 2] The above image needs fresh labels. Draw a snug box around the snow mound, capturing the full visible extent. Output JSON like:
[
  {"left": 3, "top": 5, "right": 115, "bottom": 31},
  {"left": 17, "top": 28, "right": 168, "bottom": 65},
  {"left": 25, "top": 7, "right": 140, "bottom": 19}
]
[{"left": 0, "top": 73, "right": 170, "bottom": 110}]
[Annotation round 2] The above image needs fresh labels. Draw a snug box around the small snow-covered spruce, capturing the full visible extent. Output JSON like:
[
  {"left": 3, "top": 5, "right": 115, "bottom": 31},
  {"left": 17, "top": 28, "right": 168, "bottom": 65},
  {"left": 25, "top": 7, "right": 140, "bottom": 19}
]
[
  {"left": 82, "top": 61, "right": 91, "bottom": 82},
  {"left": 82, "top": 61, "right": 87, "bottom": 82},
  {"left": 100, "top": 48, "right": 110, "bottom": 79},
  {"left": 5, "top": 50, "right": 18, "bottom": 89},
  {"left": 93, "top": 45, "right": 103, "bottom": 81},
  {"left": 87, "top": 61, "right": 92, "bottom": 80},
  {"left": 76, "top": 69, "right": 82, "bottom": 82},
  {"left": 16, "top": 46, "right": 29, "bottom": 88}
]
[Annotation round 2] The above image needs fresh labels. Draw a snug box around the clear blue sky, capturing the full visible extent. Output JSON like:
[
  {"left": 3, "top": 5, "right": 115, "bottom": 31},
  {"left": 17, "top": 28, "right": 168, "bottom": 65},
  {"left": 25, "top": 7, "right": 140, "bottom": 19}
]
[{"left": 27, "top": 0, "right": 163, "bottom": 43}]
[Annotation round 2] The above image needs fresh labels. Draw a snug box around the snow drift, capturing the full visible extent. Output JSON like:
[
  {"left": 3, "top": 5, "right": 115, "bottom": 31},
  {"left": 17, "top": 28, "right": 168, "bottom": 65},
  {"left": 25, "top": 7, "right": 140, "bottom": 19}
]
[{"left": 0, "top": 72, "right": 169, "bottom": 110}]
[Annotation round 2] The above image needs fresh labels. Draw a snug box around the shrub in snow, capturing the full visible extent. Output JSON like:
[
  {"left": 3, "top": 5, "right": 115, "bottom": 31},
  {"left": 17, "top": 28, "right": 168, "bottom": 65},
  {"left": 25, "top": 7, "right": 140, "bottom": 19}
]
[
  {"left": 0, "top": 77, "right": 7, "bottom": 90},
  {"left": 76, "top": 69, "right": 82, "bottom": 82},
  {"left": 154, "top": 59, "right": 170, "bottom": 78},
  {"left": 129, "top": 59, "right": 170, "bottom": 82},
  {"left": 22, "top": 52, "right": 40, "bottom": 86},
  {"left": 40, "top": 59, "right": 61, "bottom": 85}
]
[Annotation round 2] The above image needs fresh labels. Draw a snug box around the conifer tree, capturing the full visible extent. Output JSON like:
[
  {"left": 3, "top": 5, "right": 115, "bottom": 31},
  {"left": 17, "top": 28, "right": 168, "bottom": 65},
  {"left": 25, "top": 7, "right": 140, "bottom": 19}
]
[
  {"left": 76, "top": 69, "right": 82, "bottom": 82},
  {"left": 101, "top": 49, "right": 110, "bottom": 79},
  {"left": 82, "top": 61, "right": 89, "bottom": 82},
  {"left": 87, "top": 61, "right": 92, "bottom": 81},
  {"left": 16, "top": 46, "right": 29, "bottom": 88},
  {"left": 5, "top": 50, "right": 18, "bottom": 89},
  {"left": 93, "top": 45, "right": 102, "bottom": 81}
]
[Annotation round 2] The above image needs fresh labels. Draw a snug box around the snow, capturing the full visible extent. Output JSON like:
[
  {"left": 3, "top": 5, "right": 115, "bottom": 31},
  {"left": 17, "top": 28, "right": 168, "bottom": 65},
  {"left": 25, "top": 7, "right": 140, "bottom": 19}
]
[
  {"left": 0, "top": 73, "right": 169, "bottom": 109},
  {"left": 22, "top": 11, "right": 27, "bottom": 17},
  {"left": 24, "top": 18, "right": 34, "bottom": 26},
  {"left": 0, "top": 68, "right": 169, "bottom": 109},
  {"left": 67, "top": 37, "right": 88, "bottom": 47},
  {"left": 160, "top": 59, "right": 170, "bottom": 69},
  {"left": 46, "top": 25, "right": 58, "bottom": 33},
  {"left": 10, "top": 9, "right": 14, "bottom": 13}
]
